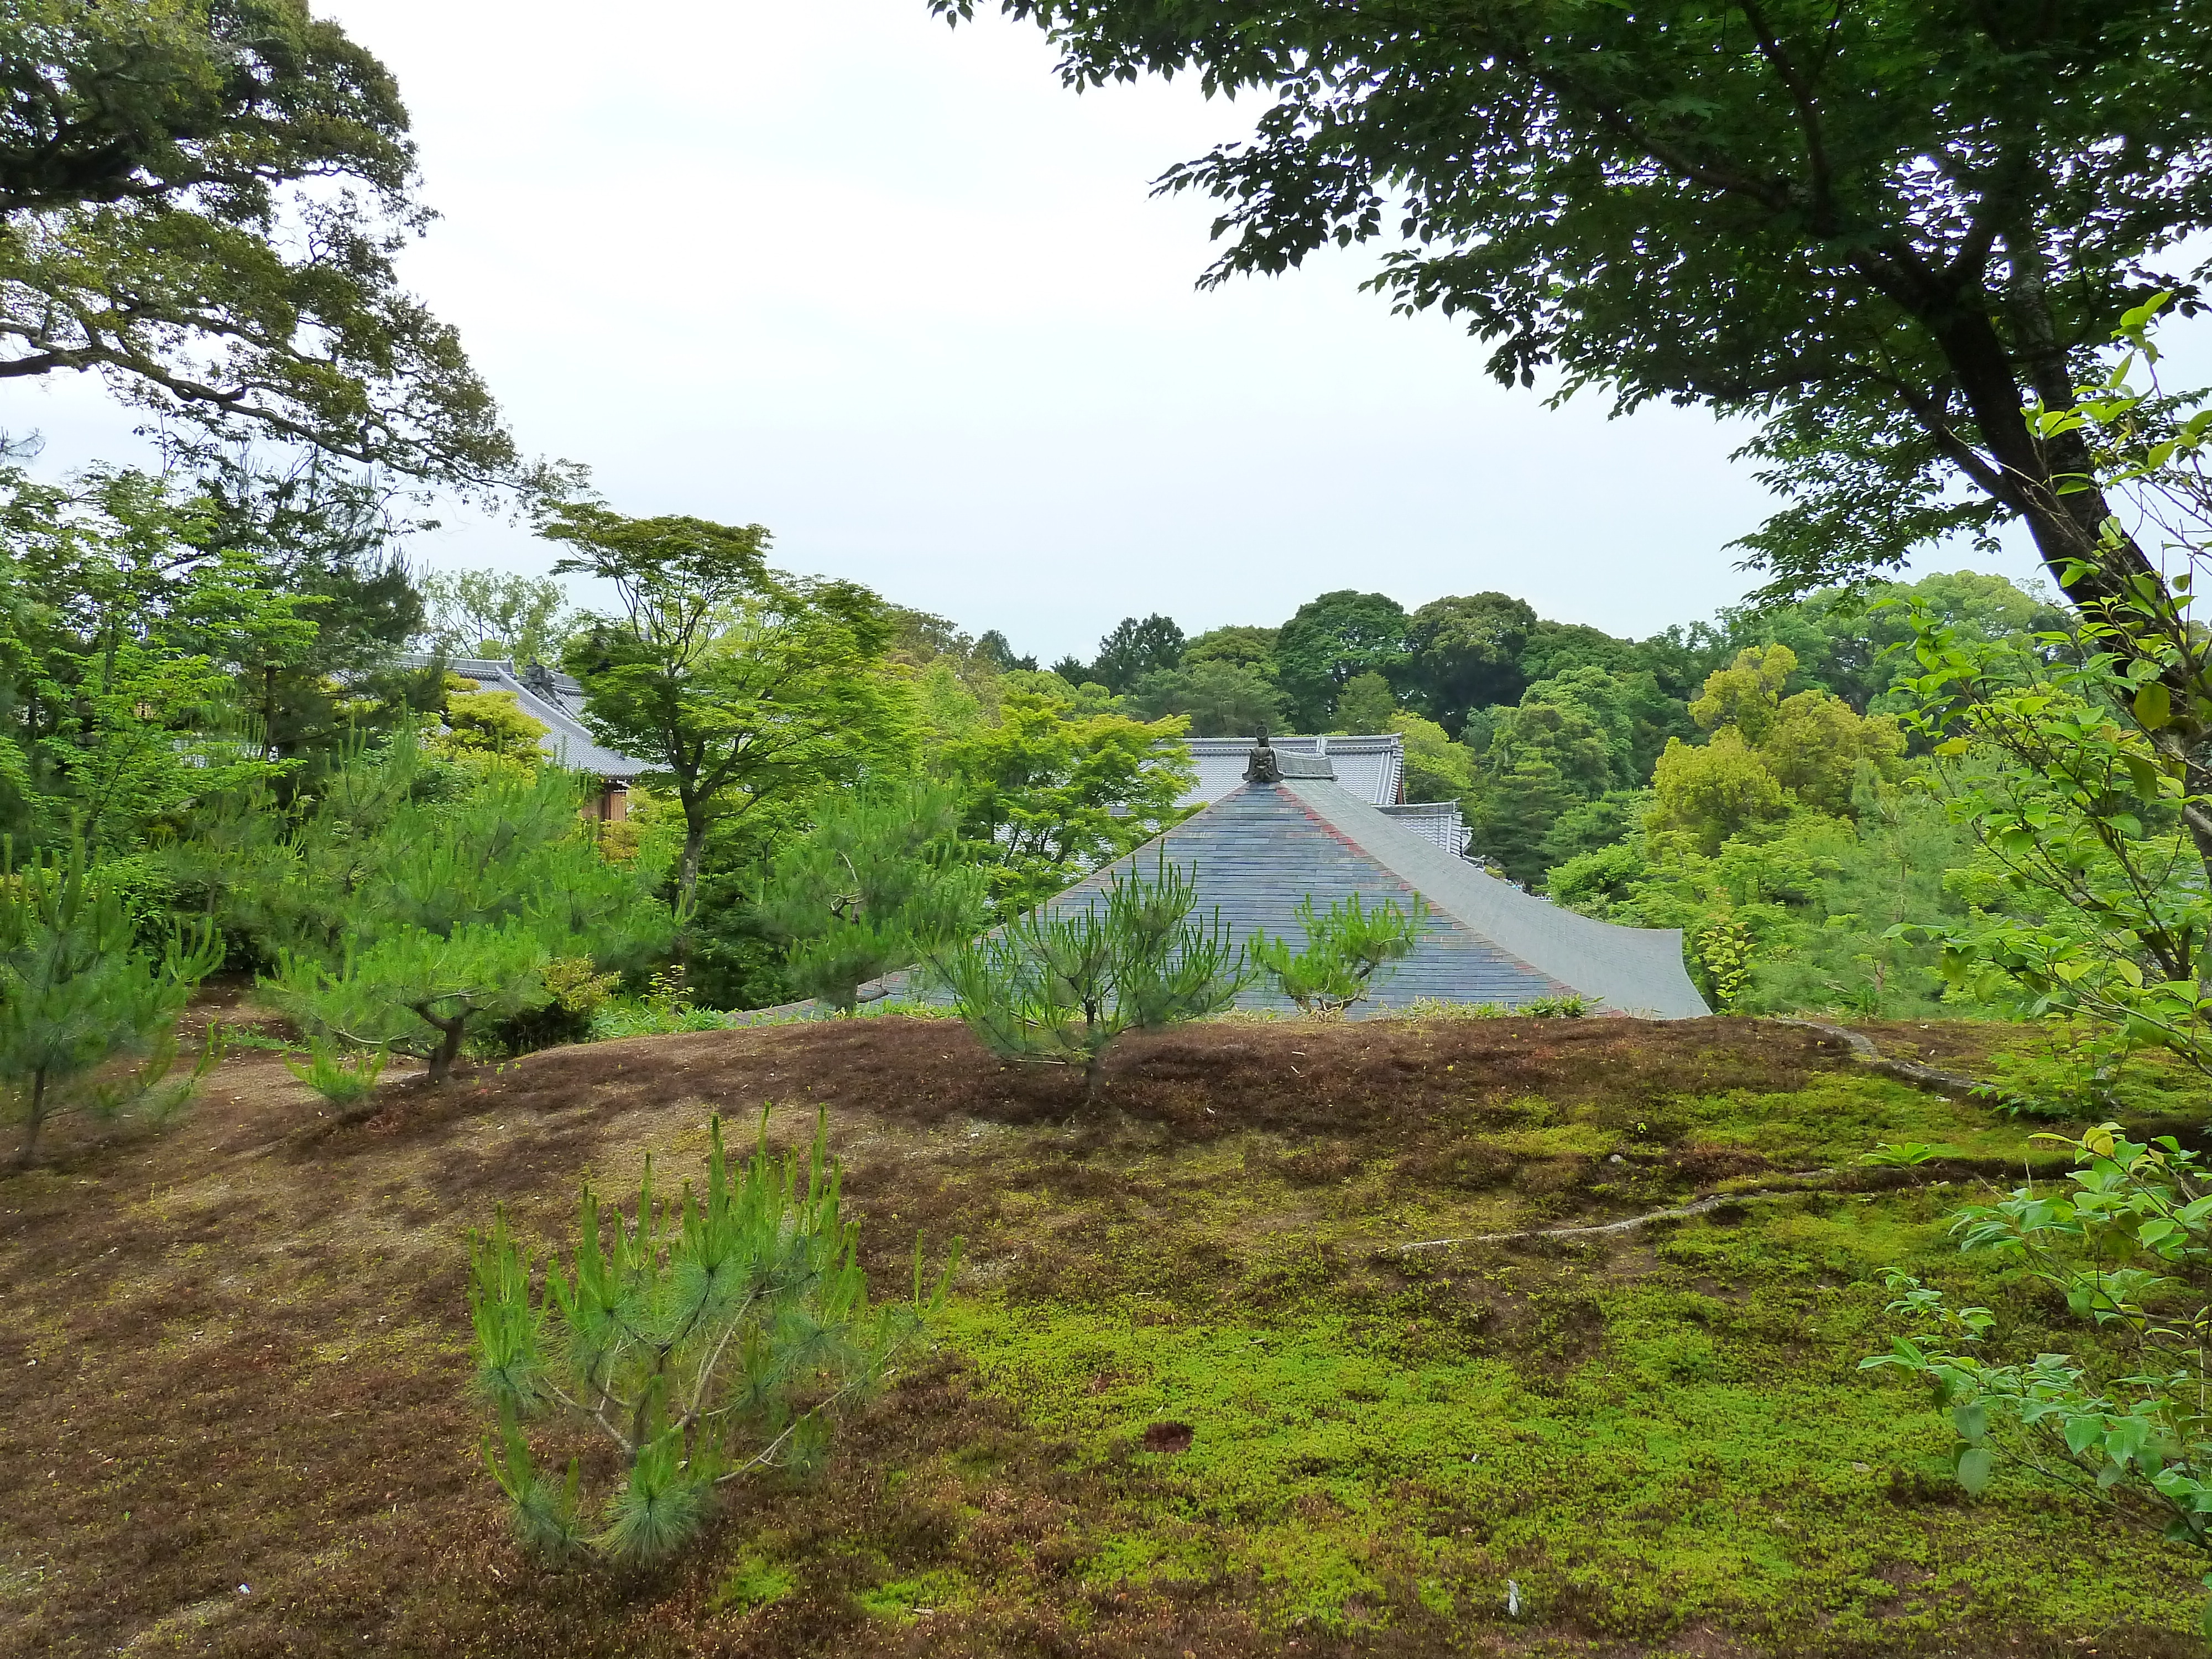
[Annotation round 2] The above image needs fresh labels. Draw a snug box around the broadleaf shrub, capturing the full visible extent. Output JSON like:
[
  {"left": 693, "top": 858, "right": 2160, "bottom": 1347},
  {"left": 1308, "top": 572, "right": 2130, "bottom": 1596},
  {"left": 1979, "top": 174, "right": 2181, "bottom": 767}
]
[{"left": 1865, "top": 1123, "right": 2212, "bottom": 1629}]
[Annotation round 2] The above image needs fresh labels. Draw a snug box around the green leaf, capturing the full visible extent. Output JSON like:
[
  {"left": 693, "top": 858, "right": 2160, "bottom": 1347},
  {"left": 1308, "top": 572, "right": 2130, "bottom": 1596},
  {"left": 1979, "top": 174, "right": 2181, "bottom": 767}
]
[
  {"left": 1955, "top": 1446, "right": 1994, "bottom": 1496},
  {"left": 2133, "top": 681, "right": 2172, "bottom": 730},
  {"left": 2063, "top": 1417, "right": 2104, "bottom": 1458}
]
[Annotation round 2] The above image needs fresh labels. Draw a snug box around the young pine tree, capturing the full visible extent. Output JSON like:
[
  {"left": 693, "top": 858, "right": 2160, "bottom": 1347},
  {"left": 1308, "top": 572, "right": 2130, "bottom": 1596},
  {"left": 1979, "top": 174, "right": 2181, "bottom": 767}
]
[
  {"left": 1253, "top": 893, "right": 1426, "bottom": 1014},
  {"left": 264, "top": 763, "right": 675, "bottom": 1083},
  {"left": 0, "top": 850, "right": 223, "bottom": 1170},
  {"left": 469, "top": 1113, "right": 956, "bottom": 1565},
  {"left": 941, "top": 852, "right": 1253, "bottom": 1100},
  {"left": 752, "top": 781, "right": 988, "bottom": 1013}
]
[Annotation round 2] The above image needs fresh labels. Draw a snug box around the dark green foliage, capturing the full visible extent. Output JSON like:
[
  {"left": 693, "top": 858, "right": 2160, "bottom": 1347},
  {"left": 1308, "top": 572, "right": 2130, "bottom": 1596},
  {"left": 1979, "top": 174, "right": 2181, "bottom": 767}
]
[
  {"left": 0, "top": 847, "right": 222, "bottom": 1169},
  {"left": 469, "top": 1113, "right": 955, "bottom": 1566},
  {"left": 1405, "top": 592, "right": 1536, "bottom": 734},
  {"left": 942, "top": 853, "right": 1254, "bottom": 1098},
  {"left": 1272, "top": 591, "right": 1408, "bottom": 729},
  {"left": 1253, "top": 893, "right": 1425, "bottom": 1013},
  {"left": 1087, "top": 614, "right": 1185, "bottom": 694},
  {"left": 0, "top": 1, "right": 529, "bottom": 487},
  {"left": 753, "top": 781, "right": 988, "bottom": 1014},
  {"left": 937, "top": 0, "right": 2212, "bottom": 613},
  {"left": 1467, "top": 755, "right": 1579, "bottom": 887},
  {"left": 1128, "top": 659, "right": 1285, "bottom": 737}
]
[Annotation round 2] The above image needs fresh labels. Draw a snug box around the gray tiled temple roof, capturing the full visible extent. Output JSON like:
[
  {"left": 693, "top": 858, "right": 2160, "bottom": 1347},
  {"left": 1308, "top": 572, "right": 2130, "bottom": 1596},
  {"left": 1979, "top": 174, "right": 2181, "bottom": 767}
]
[
  {"left": 1178, "top": 732, "right": 1466, "bottom": 859},
  {"left": 1279, "top": 779, "right": 1709, "bottom": 1018},
  {"left": 1180, "top": 733, "right": 1404, "bottom": 808},
  {"left": 1377, "top": 801, "right": 1470, "bottom": 857},
  {"left": 393, "top": 653, "right": 646, "bottom": 780},
  {"left": 873, "top": 772, "right": 1707, "bottom": 1019}
]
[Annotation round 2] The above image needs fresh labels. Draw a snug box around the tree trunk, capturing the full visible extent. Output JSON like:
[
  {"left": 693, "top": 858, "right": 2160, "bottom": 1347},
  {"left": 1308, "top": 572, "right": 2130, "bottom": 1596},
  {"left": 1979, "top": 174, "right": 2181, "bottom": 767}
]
[
  {"left": 422, "top": 1013, "right": 467, "bottom": 1083},
  {"left": 677, "top": 816, "right": 707, "bottom": 917},
  {"left": 9, "top": 1069, "right": 47, "bottom": 1172}
]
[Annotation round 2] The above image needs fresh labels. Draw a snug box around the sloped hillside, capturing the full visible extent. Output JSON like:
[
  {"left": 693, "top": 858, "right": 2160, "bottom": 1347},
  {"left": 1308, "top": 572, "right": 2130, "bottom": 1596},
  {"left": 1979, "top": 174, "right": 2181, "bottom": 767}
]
[{"left": 1, "top": 1015, "right": 2204, "bottom": 1657}]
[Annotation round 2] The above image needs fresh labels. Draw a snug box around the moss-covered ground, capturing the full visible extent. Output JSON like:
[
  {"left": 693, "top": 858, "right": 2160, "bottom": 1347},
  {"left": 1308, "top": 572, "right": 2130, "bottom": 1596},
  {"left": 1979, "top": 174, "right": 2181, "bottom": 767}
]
[{"left": 2, "top": 1011, "right": 2208, "bottom": 1656}]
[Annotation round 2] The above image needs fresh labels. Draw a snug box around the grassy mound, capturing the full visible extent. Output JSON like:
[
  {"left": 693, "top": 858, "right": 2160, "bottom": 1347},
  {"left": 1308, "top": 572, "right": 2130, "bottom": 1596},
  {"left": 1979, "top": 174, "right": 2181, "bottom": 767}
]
[{"left": 1, "top": 1014, "right": 2206, "bottom": 1656}]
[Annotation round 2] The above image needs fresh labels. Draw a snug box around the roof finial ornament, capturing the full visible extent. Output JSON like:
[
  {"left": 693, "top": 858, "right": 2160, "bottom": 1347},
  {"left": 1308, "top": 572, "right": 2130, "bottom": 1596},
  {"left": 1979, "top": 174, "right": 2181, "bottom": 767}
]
[{"left": 1243, "top": 727, "right": 1282, "bottom": 785}]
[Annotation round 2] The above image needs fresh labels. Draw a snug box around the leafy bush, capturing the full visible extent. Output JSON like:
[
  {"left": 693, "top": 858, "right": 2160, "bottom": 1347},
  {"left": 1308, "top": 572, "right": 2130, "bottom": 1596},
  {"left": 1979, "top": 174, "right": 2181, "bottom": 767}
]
[
  {"left": 483, "top": 955, "right": 621, "bottom": 1054},
  {"left": 1253, "top": 893, "right": 1424, "bottom": 1014},
  {"left": 1524, "top": 994, "right": 1592, "bottom": 1018},
  {"left": 469, "top": 1113, "right": 957, "bottom": 1566},
  {"left": 284, "top": 1039, "right": 387, "bottom": 1113},
  {"left": 941, "top": 852, "right": 1253, "bottom": 1099},
  {"left": 1865, "top": 1124, "right": 2212, "bottom": 1631}
]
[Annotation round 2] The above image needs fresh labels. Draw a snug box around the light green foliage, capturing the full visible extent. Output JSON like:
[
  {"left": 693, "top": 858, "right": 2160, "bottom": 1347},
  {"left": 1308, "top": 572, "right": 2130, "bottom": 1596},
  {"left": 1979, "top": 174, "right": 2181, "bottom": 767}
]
[
  {"left": 935, "top": 689, "right": 1193, "bottom": 917},
  {"left": 1877, "top": 306, "right": 2212, "bottom": 1074},
  {"left": 1764, "top": 691, "right": 1906, "bottom": 815},
  {"left": 260, "top": 756, "right": 675, "bottom": 1080},
  {"left": 1749, "top": 779, "right": 1966, "bottom": 1018},
  {"left": 1387, "top": 712, "right": 1473, "bottom": 805},
  {"left": 752, "top": 781, "right": 988, "bottom": 1014},
  {"left": 0, "top": 1, "right": 525, "bottom": 487},
  {"left": 1254, "top": 893, "right": 1425, "bottom": 1013},
  {"left": 1655, "top": 646, "right": 1904, "bottom": 852},
  {"left": 1523, "top": 992, "right": 1591, "bottom": 1018},
  {"left": 942, "top": 853, "right": 1254, "bottom": 1098},
  {"left": 418, "top": 570, "right": 574, "bottom": 666},
  {"left": 436, "top": 686, "right": 549, "bottom": 771},
  {"left": 546, "top": 502, "right": 912, "bottom": 910},
  {"left": 1329, "top": 670, "right": 1399, "bottom": 733},
  {"left": 283, "top": 1039, "right": 387, "bottom": 1113},
  {"left": 468, "top": 1114, "right": 953, "bottom": 1565},
  {"left": 0, "top": 468, "right": 315, "bottom": 852},
  {"left": 0, "top": 848, "right": 222, "bottom": 1169},
  {"left": 1867, "top": 1123, "right": 2212, "bottom": 1632},
  {"left": 1689, "top": 644, "right": 1796, "bottom": 743},
  {"left": 1652, "top": 728, "right": 1787, "bottom": 855}
]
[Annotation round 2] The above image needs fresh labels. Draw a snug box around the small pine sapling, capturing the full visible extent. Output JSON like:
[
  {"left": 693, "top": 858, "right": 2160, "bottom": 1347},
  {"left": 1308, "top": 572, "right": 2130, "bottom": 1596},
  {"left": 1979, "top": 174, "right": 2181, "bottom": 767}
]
[
  {"left": 468, "top": 1113, "right": 957, "bottom": 1565},
  {"left": 0, "top": 848, "right": 224, "bottom": 1170},
  {"left": 942, "top": 852, "right": 1253, "bottom": 1099},
  {"left": 284, "top": 1038, "right": 388, "bottom": 1114},
  {"left": 753, "top": 781, "right": 988, "bottom": 1013},
  {"left": 1253, "top": 893, "right": 1426, "bottom": 1014}
]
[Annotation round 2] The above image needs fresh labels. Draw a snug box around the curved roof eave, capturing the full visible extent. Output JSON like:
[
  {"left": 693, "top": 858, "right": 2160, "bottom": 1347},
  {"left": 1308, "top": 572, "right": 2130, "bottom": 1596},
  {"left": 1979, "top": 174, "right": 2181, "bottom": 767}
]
[{"left": 1281, "top": 778, "right": 1712, "bottom": 1019}]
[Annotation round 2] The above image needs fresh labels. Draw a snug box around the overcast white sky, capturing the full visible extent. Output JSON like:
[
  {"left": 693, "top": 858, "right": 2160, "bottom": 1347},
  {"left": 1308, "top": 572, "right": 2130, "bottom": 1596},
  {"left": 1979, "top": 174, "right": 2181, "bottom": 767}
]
[{"left": 11, "top": 0, "right": 2086, "bottom": 660}]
